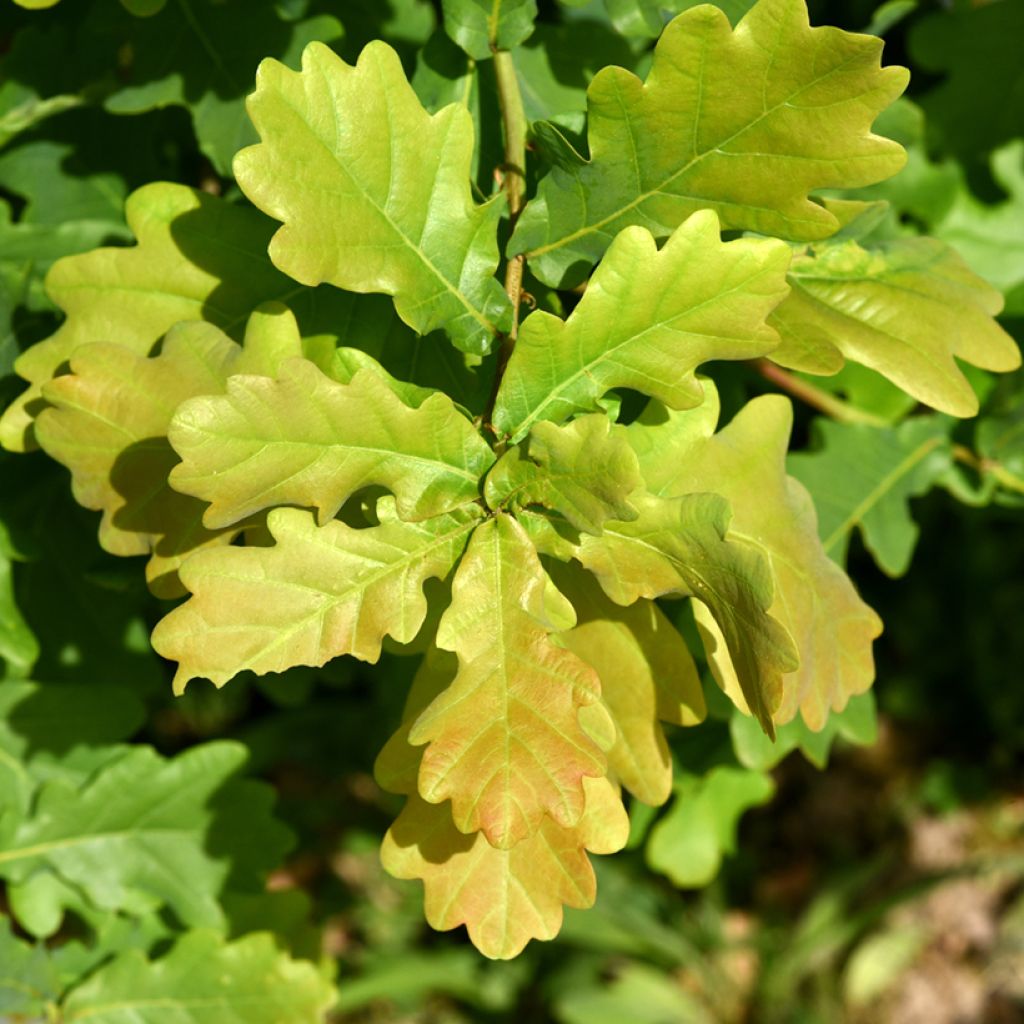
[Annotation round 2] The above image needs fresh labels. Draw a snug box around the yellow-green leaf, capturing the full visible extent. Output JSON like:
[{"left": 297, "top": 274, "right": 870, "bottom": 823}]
[
  {"left": 571, "top": 493, "right": 798, "bottom": 736},
  {"left": 235, "top": 41, "right": 512, "bottom": 354},
  {"left": 168, "top": 358, "right": 495, "bottom": 529},
  {"left": 152, "top": 503, "right": 480, "bottom": 692},
  {"left": 512, "top": 0, "right": 908, "bottom": 285},
  {"left": 494, "top": 212, "right": 790, "bottom": 441},
  {"left": 408, "top": 515, "right": 606, "bottom": 848},
  {"left": 551, "top": 561, "right": 705, "bottom": 806},
  {"left": 381, "top": 778, "right": 628, "bottom": 959},
  {"left": 484, "top": 414, "right": 641, "bottom": 533},
  {"left": 0, "top": 184, "right": 318, "bottom": 452},
  {"left": 626, "top": 385, "right": 882, "bottom": 729},
  {"left": 33, "top": 306, "right": 305, "bottom": 597},
  {"left": 768, "top": 236, "right": 1021, "bottom": 417}
]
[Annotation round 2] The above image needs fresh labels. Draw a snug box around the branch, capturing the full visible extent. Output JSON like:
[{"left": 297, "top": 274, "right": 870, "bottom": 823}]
[{"left": 750, "top": 359, "right": 889, "bottom": 427}]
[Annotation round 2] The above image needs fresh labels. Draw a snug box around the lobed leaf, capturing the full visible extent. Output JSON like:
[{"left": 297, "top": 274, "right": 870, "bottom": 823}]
[
  {"left": 513, "top": 0, "right": 908, "bottom": 286},
  {"left": 0, "top": 184, "right": 335, "bottom": 452},
  {"left": 769, "top": 235, "right": 1021, "bottom": 417},
  {"left": 0, "top": 742, "right": 291, "bottom": 931},
  {"left": 551, "top": 561, "right": 705, "bottom": 806},
  {"left": 788, "top": 415, "right": 954, "bottom": 577},
  {"left": 34, "top": 306, "right": 306, "bottom": 597},
  {"left": 382, "top": 779, "right": 628, "bottom": 959},
  {"left": 494, "top": 212, "right": 790, "bottom": 441},
  {"left": 169, "top": 356, "right": 494, "bottom": 528},
  {"left": 408, "top": 515, "right": 607, "bottom": 848},
  {"left": 235, "top": 41, "right": 512, "bottom": 354},
  {"left": 626, "top": 386, "right": 882, "bottom": 728},
  {"left": 484, "top": 414, "right": 641, "bottom": 533},
  {"left": 60, "top": 930, "right": 336, "bottom": 1024},
  {"left": 569, "top": 492, "right": 798, "bottom": 735},
  {"left": 153, "top": 504, "right": 480, "bottom": 691}
]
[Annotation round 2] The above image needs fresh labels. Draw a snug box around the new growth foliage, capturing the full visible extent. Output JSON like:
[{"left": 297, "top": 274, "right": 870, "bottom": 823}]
[{"left": 2, "top": 0, "right": 1019, "bottom": 963}]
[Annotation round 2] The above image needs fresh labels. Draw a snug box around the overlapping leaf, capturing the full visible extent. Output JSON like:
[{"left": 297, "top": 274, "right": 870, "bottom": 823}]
[
  {"left": 569, "top": 493, "right": 798, "bottom": 735},
  {"left": 625, "top": 387, "right": 881, "bottom": 728},
  {"left": 768, "top": 235, "right": 1021, "bottom": 417},
  {"left": 153, "top": 504, "right": 481, "bottom": 691},
  {"left": 513, "top": 0, "right": 908, "bottom": 285},
  {"left": 60, "top": 930, "right": 336, "bottom": 1024},
  {"left": 34, "top": 307, "right": 305, "bottom": 597},
  {"left": 551, "top": 561, "right": 705, "bottom": 806},
  {"left": 484, "top": 414, "right": 641, "bottom": 532},
  {"left": 169, "top": 357, "right": 494, "bottom": 528},
  {"left": 408, "top": 515, "right": 607, "bottom": 847},
  {"left": 0, "top": 742, "right": 291, "bottom": 930},
  {"left": 442, "top": 0, "right": 538, "bottom": 59},
  {"left": 382, "top": 779, "right": 628, "bottom": 960},
  {"left": 0, "top": 183, "right": 327, "bottom": 452},
  {"left": 788, "top": 415, "right": 954, "bottom": 576},
  {"left": 235, "top": 41, "right": 512, "bottom": 354},
  {"left": 494, "top": 212, "right": 790, "bottom": 441}
]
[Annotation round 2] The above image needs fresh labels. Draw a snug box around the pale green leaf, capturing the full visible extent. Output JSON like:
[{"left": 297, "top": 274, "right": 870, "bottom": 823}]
[
  {"left": 570, "top": 492, "right": 798, "bottom": 735},
  {"left": 768, "top": 236, "right": 1021, "bottom": 417},
  {"left": 513, "top": 0, "right": 908, "bottom": 285},
  {"left": 105, "top": 4, "right": 343, "bottom": 176},
  {"left": 484, "top": 414, "right": 640, "bottom": 533},
  {"left": 408, "top": 515, "right": 607, "bottom": 848},
  {"left": 442, "top": 0, "right": 538, "bottom": 59},
  {"left": 0, "top": 742, "right": 291, "bottom": 930},
  {"left": 494, "top": 212, "right": 790, "bottom": 441},
  {"left": 0, "top": 541, "right": 37, "bottom": 675},
  {"left": 0, "top": 183, "right": 345, "bottom": 452},
  {"left": 788, "top": 416, "right": 954, "bottom": 576},
  {"left": 382, "top": 777, "right": 628, "bottom": 959},
  {"left": 61, "top": 930, "right": 336, "bottom": 1024},
  {"left": 646, "top": 766, "right": 774, "bottom": 887},
  {"left": 235, "top": 41, "right": 512, "bottom": 354},
  {"left": 153, "top": 504, "right": 480, "bottom": 691},
  {"left": 551, "top": 561, "right": 705, "bottom": 806},
  {"left": 34, "top": 307, "right": 306, "bottom": 598},
  {"left": 169, "top": 356, "right": 494, "bottom": 528},
  {"left": 626, "top": 387, "right": 881, "bottom": 728},
  {"left": 0, "top": 917, "right": 56, "bottom": 1018}
]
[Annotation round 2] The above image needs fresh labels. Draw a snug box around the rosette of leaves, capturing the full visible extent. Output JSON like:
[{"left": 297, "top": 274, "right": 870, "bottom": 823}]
[{"left": 1, "top": 0, "right": 1018, "bottom": 959}]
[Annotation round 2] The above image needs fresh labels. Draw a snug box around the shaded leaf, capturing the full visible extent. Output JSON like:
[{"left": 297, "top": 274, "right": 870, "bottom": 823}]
[
  {"left": 513, "top": 0, "right": 908, "bottom": 286},
  {"left": 235, "top": 41, "right": 512, "bottom": 354},
  {"left": 551, "top": 561, "right": 705, "bottom": 806},
  {"left": 788, "top": 416, "right": 954, "bottom": 576},
  {"left": 442, "top": 0, "right": 538, "bottom": 59},
  {"left": 0, "top": 917, "right": 56, "bottom": 1018},
  {"left": 382, "top": 778, "right": 628, "bottom": 959},
  {"left": 408, "top": 514, "right": 606, "bottom": 848},
  {"left": 646, "top": 766, "right": 774, "bottom": 887},
  {"left": 0, "top": 522, "right": 37, "bottom": 674},
  {"left": 768, "top": 235, "right": 1020, "bottom": 417},
  {"left": 153, "top": 504, "right": 480, "bottom": 691},
  {"left": 169, "top": 356, "right": 494, "bottom": 527},
  {"left": 61, "top": 930, "right": 336, "bottom": 1024},
  {"left": 626, "top": 387, "right": 881, "bottom": 728},
  {"left": 485, "top": 414, "right": 640, "bottom": 533},
  {"left": 494, "top": 212, "right": 790, "bottom": 441},
  {"left": 0, "top": 742, "right": 291, "bottom": 930}
]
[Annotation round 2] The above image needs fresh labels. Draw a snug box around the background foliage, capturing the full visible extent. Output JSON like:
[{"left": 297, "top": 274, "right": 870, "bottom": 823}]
[{"left": 1, "top": 0, "right": 1022, "bottom": 1021}]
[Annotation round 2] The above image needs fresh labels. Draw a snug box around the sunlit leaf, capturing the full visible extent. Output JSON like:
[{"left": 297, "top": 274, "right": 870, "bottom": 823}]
[
  {"left": 769, "top": 235, "right": 1020, "bottom": 417},
  {"left": 408, "top": 514, "right": 607, "bottom": 848},
  {"left": 235, "top": 41, "right": 512, "bottom": 354},
  {"left": 625, "top": 386, "right": 881, "bottom": 728},
  {"left": 513, "top": 0, "right": 908, "bottom": 286},
  {"left": 494, "top": 212, "right": 790, "bottom": 441},
  {"left": 153, "top": 503, "right": 480, "bottom": 691},
  {"left": 169, "top": 356, "right": 494, "bottom": 528},
  {"left": 381, "top": 777, "right": 628, "bottom": 959},
  {"left": 569, "top": 492, "right": 798, "bottom": 735}
]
